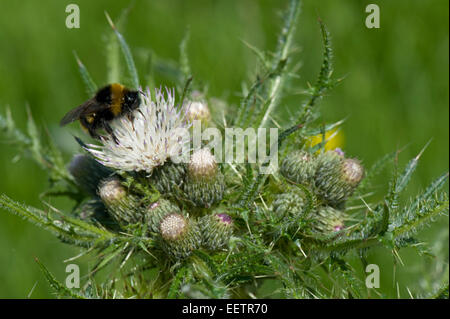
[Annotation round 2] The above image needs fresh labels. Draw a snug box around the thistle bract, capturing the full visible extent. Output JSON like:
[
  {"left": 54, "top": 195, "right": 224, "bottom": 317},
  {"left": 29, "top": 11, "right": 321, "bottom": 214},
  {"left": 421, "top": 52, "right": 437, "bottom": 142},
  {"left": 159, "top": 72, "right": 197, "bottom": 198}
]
[
  {"left": 272, "top": 190, "right": 307, "bottom": 221},
  {"left": 98, "top": 176, "right": 143, "bottom": 225},
  {"left": 314, "top": 150, "right": 364, "bottom": 206},
  {"left": 280, "top": 150, "right": 317, "bottom": 185},
  {"left": 149, "top": 161, "right": 186, "bottom": 194},
  {"left": 200, "top": 213, "right": 234, "bottom": 250},
  {"left": 184, "top": 148, "right": 225, "bottom": 207},
  {"left": 309, "top": 206, "right": 347, "bottom": 235}
]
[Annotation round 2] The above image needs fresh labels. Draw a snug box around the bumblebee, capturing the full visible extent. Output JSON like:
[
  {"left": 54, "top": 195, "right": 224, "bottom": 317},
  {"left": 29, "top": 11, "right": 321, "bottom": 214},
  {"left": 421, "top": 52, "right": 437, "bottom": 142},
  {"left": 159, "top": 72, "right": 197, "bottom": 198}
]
[{"left": 60, "top": 83, "right": 140, "bottom": 142}]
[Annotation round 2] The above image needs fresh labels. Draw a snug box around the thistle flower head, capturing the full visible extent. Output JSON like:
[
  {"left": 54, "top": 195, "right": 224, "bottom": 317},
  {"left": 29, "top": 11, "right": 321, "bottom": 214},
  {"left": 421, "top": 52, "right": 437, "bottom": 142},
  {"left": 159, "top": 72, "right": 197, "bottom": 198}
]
[
  {"left": 145, "top": 198, "right": 182, "bottom": 233},
  {"left": 188, "top": 148, "right": 218, "bottom": 180},
  {"left": 160, "top": 213, "right": 188, "bottom": 241},
  {"left": 98, "top": 177, "right": 126, "bottom": 202},
  {"left": 159, "top": 213, "right": 202, "bottom": 259},
  {"left": 342, "top": 158, "right": 364, "bottom": 186},
  {"left": 216, "top": 213, "right": 233, "bottom": 225},
  {"left": 186, "top": 100, "right": 211, "bottom": 124},
  {"left": 83, "top": 87, "right": 191, "bottom": 173},
  {"left": 184, "top": 148, "right": 224, "bottom": 207},
  {"left": 98, "top": 176, "right": 143, "bottom": 225}
]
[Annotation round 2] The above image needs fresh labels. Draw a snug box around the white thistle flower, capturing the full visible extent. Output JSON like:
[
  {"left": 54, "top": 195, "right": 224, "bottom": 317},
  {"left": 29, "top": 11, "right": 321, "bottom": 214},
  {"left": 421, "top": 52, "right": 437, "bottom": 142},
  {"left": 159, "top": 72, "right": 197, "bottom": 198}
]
[{"left": 83, "top": 87, "right": 191, "bottom": 173}]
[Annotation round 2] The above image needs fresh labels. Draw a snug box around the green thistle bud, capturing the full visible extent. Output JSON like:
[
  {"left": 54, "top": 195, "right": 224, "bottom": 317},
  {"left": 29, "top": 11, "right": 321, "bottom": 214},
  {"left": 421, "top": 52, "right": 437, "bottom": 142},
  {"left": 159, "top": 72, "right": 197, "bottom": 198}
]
[
  {"left": 150, "top": 161, "right": 186, "bottom": 194},
  {"left": 272, "top": 190, "right": 306, "bottom": 221},
  {"left": 145, "top": 198, "right": 181, "bottom": 233},
  {"left": 98, "top": 177, "right": 143, "bottom": 225},
  {"left": 68, "top": 154, "right": 112, "bottom": 196},
  {"left": 309, "top": 206, "right": 347, "bottom": 234},
  {"left": 315, "top": 150, "right": 364, "bottom": 206},
  {"left": 280, "top": 150, "right": 317, "bottom": 185},
  {"left": 159, "top": 213, "right": 202, "bottom": 259},
  {"left": 200, "top": 213, "right": 234, "bottom": 250},
  {"left": 184, "top": 148, "right": 225, "bottom": 208}
]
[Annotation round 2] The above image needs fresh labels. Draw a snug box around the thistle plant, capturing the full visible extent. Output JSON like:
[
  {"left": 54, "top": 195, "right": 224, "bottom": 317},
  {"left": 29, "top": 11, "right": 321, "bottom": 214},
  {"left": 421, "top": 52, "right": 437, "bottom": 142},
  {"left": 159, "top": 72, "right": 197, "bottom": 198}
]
[{"left": 0, "top": 0, "right": 448, "bottom": 299}]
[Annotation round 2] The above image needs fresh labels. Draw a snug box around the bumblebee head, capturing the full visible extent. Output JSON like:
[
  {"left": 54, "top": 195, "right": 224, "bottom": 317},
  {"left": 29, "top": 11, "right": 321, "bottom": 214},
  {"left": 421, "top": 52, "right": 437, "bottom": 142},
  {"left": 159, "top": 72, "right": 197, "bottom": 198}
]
[{"left": 123, "top": 90, "right": 140, "bottom": 111}]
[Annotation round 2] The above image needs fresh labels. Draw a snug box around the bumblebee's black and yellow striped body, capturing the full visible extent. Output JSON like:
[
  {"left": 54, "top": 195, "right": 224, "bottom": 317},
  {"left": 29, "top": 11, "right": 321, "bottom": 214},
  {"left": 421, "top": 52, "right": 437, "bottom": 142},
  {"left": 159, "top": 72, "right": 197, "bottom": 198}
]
[{"left": 60, "top": 83, "right": 140, "bottom": 142}]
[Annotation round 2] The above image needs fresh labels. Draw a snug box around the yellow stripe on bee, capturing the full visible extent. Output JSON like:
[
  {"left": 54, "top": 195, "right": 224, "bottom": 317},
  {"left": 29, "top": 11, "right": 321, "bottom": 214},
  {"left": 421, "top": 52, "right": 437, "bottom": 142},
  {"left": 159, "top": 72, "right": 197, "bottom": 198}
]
[
  {"left": 110, "top": 83, "right": 125, "bottom": 116},
  {"left": 86, "top": 115, "right": 95, "bottom": 123}
]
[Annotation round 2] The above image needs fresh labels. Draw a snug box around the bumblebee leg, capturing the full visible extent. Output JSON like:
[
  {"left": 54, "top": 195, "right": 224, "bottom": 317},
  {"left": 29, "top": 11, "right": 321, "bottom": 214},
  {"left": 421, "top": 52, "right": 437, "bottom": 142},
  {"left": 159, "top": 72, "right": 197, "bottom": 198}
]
[
  {"left": 127, "top": 112, "right": 135, "bottom": 122},
  {"left": 88, "top": 128, "right": 101, "bottom": 140},
  {"left": 127, "top": 112, "right": 136, "bottom": 131},
  {"left": 80, "top": 117, "right": 100, "bottom": 140},
  {"left": 102, "top": 120, "right": 119, "bottom": 144}
]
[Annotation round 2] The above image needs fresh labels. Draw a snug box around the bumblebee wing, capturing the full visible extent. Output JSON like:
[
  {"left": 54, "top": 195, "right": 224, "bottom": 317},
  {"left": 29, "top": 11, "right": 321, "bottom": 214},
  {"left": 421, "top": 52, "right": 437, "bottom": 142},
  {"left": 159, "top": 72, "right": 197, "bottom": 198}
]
[
  {"left": 59, "top": 99, "right": 109, "bottom": 126},
  {"left": 60, "top": 105, "right": 86, "bottom": 126}
]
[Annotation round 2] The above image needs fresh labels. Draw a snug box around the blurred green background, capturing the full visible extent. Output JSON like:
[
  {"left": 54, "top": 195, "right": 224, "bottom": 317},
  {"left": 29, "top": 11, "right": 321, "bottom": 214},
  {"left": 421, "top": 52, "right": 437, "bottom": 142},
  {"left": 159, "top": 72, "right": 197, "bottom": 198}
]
[{"left": 0, "top": 0, "right": 448, "bottom": 298}]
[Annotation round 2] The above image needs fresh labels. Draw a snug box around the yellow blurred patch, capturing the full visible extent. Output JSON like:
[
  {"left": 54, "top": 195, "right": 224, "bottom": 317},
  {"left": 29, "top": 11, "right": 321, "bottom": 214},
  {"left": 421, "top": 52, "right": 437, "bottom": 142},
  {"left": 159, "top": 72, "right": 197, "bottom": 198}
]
[{"left": 307, "top": 128, "right": 344, "bottom": 151}]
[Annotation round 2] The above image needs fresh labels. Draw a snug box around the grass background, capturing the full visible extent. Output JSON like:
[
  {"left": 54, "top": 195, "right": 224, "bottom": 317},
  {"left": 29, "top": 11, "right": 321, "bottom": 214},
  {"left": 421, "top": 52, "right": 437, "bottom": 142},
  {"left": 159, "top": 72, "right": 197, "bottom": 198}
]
[{"left": 0, "top": 0, "right": 448, "bottom": 298}]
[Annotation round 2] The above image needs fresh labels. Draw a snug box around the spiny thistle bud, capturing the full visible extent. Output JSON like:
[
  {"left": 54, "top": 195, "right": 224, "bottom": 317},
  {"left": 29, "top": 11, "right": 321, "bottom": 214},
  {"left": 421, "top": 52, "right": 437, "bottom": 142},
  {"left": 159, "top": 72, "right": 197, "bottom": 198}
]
[
  {"left": 309, "top": 206, "right": 347, "bottom": 234},
  {"left": 98, "top": 177, "right": 143, "bottom": 225},
  {"left": 159, "top": 213, "right": 202, "bottom": 259},
  {"left": 184, "top": 148, "right": 225, "bottom": 208},
  {"left": 145, "top": 198, "right": 181, "bottom": 233},
  {"left": 150, "top": 161, "right": 186, "bottom": 194},
  {"left": 186, "top": 100, "right": 211, "bottom": 126},
  {"left": 68, "top": 154, "right": 112, "bottom": 196},
  {"left": 314, "top": 150, "right": 364, "bottom": 206},
  {"left": 280, "top": 150, "right": 317, "bottom": 185},
  {"left": 272, "top": 190, "right": 306, "bottom": 221},
  {"left": 200, "top": 213, "right": 234, "bottom": 250}
]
